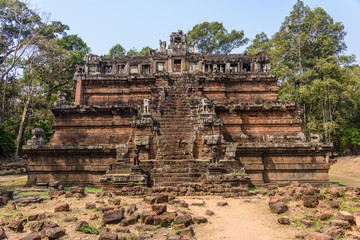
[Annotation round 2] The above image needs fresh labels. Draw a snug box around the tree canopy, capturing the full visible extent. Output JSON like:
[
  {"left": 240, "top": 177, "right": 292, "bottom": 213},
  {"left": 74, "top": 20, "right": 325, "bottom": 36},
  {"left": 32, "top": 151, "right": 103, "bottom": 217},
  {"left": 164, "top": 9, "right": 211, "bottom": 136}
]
[{"left": 187, "top": 21, "right": 248, "bottom": 54}]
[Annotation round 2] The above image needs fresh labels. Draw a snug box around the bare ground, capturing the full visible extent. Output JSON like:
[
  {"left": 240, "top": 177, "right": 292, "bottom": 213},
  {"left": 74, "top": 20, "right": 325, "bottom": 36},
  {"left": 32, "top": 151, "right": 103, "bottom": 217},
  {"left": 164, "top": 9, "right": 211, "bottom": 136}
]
[{"left": 0, "top": 156, "right": 359, "bottom": 239}]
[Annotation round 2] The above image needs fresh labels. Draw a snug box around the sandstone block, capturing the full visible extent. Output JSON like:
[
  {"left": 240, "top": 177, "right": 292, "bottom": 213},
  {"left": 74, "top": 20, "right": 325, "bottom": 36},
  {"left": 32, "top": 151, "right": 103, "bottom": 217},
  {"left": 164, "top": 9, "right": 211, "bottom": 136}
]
[
  {"left": 155, "top": 193, "right": 169, "bottom": 203},
  {"left": 269, "top": 202, "right": 288, "bottom": 214},
  {"left": 277, "top": 216, "right": 290, "bottom": 225},
  {"left": 193, "top": 216, "right": 207, "bottom": 224},
  {"left": 330, "top": 219, "right": 351, "bottom": 229},
  {"left": 86, "top": 202, "right": 96, "bottom": 209},
  {"left": 175, "top": 214, "right": 193, "bottom": 227},
  {"left": 19, "top": 233, "right": 41, "bottom": 240},
  {"left": 54, "top": 203, "right": 69, "bottom": 212},
  {"left": 9, "top": 219, "right": 24, "bottom": 232},
  {"left": 303, "top": 195, "right": 319, "bottom": 208},
  {"left": 217, "top": 201, "right": 228, "bottom": 207},
  {"left": 44, "top": 227, "right": 66, "bottom": 239},
  {"left": 98, "top": 232, "right": 118, "bottom": 240},
  {"left": 322, "top": 226, "right": 345, "bottom": 239},
  {"left": 103, "top": 208, "right": 125, "bottom": 224},
  {"left": 205, "top": 209, "right": 215, "bottom": 216},
  {"left": 151, "top": 204, "right": 167, "bottom": 215}
]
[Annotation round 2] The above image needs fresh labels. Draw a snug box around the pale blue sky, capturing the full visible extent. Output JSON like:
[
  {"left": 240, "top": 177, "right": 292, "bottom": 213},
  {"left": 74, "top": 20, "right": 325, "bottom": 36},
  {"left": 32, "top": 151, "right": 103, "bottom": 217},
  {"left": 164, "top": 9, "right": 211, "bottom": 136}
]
[{"left": 29, "top": 0, "right": 360, "bottom": 62}]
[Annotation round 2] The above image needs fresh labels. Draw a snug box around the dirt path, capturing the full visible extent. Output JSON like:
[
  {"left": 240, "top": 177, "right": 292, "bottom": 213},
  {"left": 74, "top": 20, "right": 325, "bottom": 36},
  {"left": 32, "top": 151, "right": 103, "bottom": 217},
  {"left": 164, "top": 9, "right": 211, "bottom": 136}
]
[{"left": 184, "top": 196, "right": 300, "bottom": 240}]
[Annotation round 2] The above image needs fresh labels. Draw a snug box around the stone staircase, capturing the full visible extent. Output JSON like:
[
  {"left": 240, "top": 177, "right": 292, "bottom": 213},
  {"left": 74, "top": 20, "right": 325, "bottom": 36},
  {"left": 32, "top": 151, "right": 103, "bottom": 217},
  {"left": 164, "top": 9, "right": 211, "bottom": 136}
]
[
  {"left": 150, "top": 160, "right": 208, "bottom": 187},
  {"left": 156, "top": 77, "right": 194, "bottom": 160}
]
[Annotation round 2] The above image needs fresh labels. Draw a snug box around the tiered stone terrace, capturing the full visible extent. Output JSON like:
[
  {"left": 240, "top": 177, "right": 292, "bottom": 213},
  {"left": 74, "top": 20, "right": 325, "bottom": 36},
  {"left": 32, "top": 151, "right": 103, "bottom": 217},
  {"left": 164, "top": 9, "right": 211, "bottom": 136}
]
[{"left": 24, "top": 30, "right": 331, "bottom": 190}]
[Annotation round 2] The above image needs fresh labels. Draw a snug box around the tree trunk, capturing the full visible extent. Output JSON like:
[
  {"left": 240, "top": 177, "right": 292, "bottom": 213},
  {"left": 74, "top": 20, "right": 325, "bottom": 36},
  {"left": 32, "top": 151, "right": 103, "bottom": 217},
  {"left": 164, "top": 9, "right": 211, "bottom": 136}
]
[
  {"left": 43, "top": 83, "right": 53, "bottom": 119},
  {"left": 15, "top": 95, "right": 31, "bottom": 159},
  {"left": 0, "top": 73, "right": 8, "bottom": 123}
]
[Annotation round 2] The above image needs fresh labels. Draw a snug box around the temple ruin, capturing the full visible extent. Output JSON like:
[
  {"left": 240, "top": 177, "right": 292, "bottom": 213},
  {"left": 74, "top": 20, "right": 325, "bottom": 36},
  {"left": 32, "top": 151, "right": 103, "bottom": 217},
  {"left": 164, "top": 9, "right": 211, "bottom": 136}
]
[{"left": 24, "top": 30, "right": 331, "bottom": 191}]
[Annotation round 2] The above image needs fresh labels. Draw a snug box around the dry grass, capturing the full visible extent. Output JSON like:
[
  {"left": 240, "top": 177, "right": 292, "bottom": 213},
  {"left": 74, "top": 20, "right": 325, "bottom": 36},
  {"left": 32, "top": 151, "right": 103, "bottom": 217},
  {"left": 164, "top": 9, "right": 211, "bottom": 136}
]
[{"left": 329, "top": 156, "right": 360, "bottom": 187}]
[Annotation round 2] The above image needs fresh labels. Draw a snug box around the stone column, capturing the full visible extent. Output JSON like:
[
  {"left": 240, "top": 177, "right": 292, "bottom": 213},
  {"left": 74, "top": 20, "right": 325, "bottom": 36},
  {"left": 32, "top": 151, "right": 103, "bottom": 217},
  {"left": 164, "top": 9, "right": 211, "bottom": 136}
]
[{"left": 74, "top": 79, "right": 83, "bottom": 105}]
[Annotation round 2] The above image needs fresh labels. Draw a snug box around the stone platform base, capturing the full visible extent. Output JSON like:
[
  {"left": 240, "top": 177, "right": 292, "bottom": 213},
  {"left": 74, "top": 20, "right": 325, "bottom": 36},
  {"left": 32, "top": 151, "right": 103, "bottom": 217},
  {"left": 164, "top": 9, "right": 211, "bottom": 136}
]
[{"left": 24, "top": 143, "right": 331, "bottom": 188}]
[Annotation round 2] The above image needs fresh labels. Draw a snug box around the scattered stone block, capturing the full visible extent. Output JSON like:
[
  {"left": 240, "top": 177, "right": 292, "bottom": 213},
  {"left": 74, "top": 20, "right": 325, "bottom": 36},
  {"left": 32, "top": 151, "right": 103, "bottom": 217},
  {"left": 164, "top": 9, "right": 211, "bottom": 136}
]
[
  {"left": 303, "top": 232, "right": 332, "bottom": 240},
  {"left": 301, "top": 219, "right": 315, "bottom": 228},
  {"left": 217, "top": 201, "right": 228, "bottom": 207},
  {"left": 329, "top": 200, "right": 339, "bottom": 209},
  {"left": 168, "top": 234, "right": 181, "bottom": 240},
  {"left": 174, "top": 214, "right": 192, "bottom": 227},
  {"left": 322, "top": 226, "right": 345, "bottom": 239},
  {"left": 19, "top": 233, "right": 41, "bottom": 240},
  {"left": 178, "top": 226, "right": 195, "bottom": 237},
  {"left": 303, "top": 195, "right": 319, "bottom": 208},
  {"left": 103, "top": 208, "right": 125, "bottom": 224},
  {"left": 28, "top": 214, "right": 39, "bottom": 221},
  {"left": 98, "top": 232, "right": 118, "bottom": 240},
  {"left": 44, "top": 227, "right": 66, "bottom": 239},
  {"left": 269, "top": 202, "right": 288, "bottom": 214},
  {"left": 8, "top": 219, "right": 24, "bottom": 232},
  {"left": 144, "top": 196, "right": 156, "bottom": 204},
  {"left": 277, "top": 216, "right": 290, "bottom": 225},
  {"left": 155, "top": 193, "right": 169, "bottom": 203},
  {"left": 329, "top": 219, "right": 351, "bottom": 229},
  {"left": 115, "top": 227, "right": 130, "bottom": 233},
  {"left": 75, "top": 220, "right": 88, "bottom": 231},
  {"left": 316, "top": 212, "right": 333, "bottom": 221},
  {"left": 193, "top": 216, "right": 207, "bottom": 224},
  {"left": 338, "top": 210, "right": 355, "bottom": 223},
  {"left": 192, "top": 200, "right": 204, "bottom": 206},
  {"left": 54, "top": 203, "right": 69, "bottom": 212},
  {"left": 151, "top": 204, "right": 167, "bottom": 215},
  {"left": 0, "top": 227, "right": 6, "bottom": 239},
  {"left": 86, "top": 202, "right": 96, "bottom": 209},
  {"left": 205, "top": 209, "right": 215, "bottom": 216},
  {"left": 64, "top": 217, "right": 78, "bottom": 222}
]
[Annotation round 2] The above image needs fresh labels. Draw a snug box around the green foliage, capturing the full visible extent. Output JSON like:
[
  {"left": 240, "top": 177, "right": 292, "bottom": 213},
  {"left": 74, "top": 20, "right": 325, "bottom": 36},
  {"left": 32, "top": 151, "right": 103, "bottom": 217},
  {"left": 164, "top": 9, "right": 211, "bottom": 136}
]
[
  {"left": 80, "top": 224, "right": 99, "bottom": 235},
  {"left": 137, "top": 46, "right": 152, "bottom": 56},
  {"left": 126, "top": 47, "right": 138, "bottom": 57},
  {"left": 125, "top": 46, "right": 152, "bottom": 57},
  {"left": 24, "top": 120, "right": 54, "bottom": 142},
  {"left": 0, "top": 123, "right": 16, "bottom": 156},
  {"left": 187, "top": 21, "right": 248, "bottom": 54},
  {"left": 105, "top": 44, "right": 126, "bottom": 58},
  {"left": 56, "top": 34, "right": 91, "bottom": 66},
  {"left": 246, "top": 32, "right": 272, "bottom": 55},
  {"left": 340, "top": 128, "right": 360, "bottom": 154}
]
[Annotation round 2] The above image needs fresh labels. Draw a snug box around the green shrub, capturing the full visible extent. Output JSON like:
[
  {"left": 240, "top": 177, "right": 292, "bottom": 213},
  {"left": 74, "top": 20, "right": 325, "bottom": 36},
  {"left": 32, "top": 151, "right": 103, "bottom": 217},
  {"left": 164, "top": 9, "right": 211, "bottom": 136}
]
[
  {"left": 0, "top": 124, "right": 16, "bottom": 156},
  {"left": 81, "top": 224, "right": 99, "bottom": 235}
]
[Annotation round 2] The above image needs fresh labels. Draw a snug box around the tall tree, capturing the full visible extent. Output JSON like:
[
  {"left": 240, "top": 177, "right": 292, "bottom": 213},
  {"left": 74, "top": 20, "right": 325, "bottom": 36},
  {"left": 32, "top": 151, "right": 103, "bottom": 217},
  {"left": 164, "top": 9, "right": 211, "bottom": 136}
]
[
  {"left": 272, "top": 0, "right": 348, "bottom": 141},
  {"left": 137, "top": 46, "right": 152, "bottom": 56},
  {"left": 126, "top": 47, "right": 138, "bottom": 57},
  {"left": 246, "top": 32, "right": 272, "bottom": 55},
  {"left": 105, "top": 44, "right": 125, "bottom": 58},
  {"left": 0, "top": 0, "right": 68, "bottom": 123},
  {"left": 187, "top": 21, "right": 248, "bottom": 54}
]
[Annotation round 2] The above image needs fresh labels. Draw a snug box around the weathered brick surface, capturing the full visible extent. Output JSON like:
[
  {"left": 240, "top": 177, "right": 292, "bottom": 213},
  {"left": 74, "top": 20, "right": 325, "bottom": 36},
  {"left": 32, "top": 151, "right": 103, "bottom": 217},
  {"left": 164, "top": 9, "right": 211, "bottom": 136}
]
[{"left": 24, "top": 30, "right": 331, "bottom": 188}]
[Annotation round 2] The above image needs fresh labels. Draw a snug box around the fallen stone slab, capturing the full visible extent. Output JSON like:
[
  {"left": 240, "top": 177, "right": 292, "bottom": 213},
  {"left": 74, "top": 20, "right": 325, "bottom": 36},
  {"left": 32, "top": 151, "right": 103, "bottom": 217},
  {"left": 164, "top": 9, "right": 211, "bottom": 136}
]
[
  {"left": 205, "top": 209, "right": 215, "bottom": 216},
  {"left": 19, "top": 233, "right": 41, "bottom": 240},
  {"left": 98, "top": 232, "right": 118, "bottom": 240},
  {"left": 193, "top": 216, "right": 207, "bottom": 224},
  {"left": 44, "top": 227, "right": 66, "bottom": 239},
  {"left": 192, "top": 200, "right": 204, "bottom": 206},
  {"left": 216, "top": 201, "right": 228, "bottom": 207},
  {"left": 277, "top": 216, "right": 290, "bottom": 225},
  {"left": 54, "top": 203, "right": 69, "bottom": 212},
  {"left": 103, "top": 208, "right": 125, "bottom": 224}
]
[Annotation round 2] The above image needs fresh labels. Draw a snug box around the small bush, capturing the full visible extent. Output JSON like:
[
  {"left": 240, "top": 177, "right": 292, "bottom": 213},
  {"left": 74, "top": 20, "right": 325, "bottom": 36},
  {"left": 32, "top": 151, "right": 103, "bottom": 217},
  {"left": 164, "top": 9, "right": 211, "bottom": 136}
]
[{"left": 81, "top": 224, "right": 99, "bottom": 235}]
